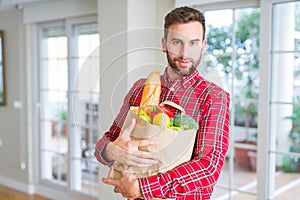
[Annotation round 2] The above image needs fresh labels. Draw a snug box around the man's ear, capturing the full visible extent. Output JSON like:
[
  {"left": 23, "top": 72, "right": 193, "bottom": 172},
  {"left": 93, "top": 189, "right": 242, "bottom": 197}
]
[
  {"left": 202, "top": 39, "right": 207, "bottom": 50},
  {"left": 162, "top": 37, "right": 167, "bottom": 53}
]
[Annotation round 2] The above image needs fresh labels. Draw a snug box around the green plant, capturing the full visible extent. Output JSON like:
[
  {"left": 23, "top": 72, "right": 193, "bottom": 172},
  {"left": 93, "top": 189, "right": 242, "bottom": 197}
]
[
  {"left": 285, "top": 96, "right": 300, "bottom": 153},
  {"left": 60, "top": 109, "right": 67, "bottom": 121},
  {"left": 56, "top": 106, "right": 67, "bottom": 121},
  {"left": 58, "top": 107, "right": 67, "bottom": 136},
  {"left": 282, "top": 155, "right": 299, "bottom": 172}
]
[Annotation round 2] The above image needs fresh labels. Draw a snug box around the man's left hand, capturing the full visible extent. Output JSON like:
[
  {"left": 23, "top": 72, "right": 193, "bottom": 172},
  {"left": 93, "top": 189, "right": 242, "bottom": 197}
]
[{"left": 102, "top": 171, "right": 142, "bottom": 199}]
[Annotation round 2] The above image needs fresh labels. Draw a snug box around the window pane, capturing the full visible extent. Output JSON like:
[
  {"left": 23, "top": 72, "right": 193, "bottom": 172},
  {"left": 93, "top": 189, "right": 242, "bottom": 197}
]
[
  {"left": 273, "top": 2, "right": 300, "bottom": 52},
  {"left": 40, "top": 26, "right": 68, "bottom": 184},
  {"left": 271, "top": 2, "right": 300, "bottom": 199},
  {"left": 205, "top": 9, "right": 233, "bottom": 55},
  {"left": 274, "top": 154, "right": 300, "bottom": 200},
  {"left": 205, "top": 7, "right": 260, "bottom": 198},
  {"left": 235, "top": 8, "right": 260, "bottom": 52},
  {"left": 70, "top": 22, "right": 100, "bottom": 195}
]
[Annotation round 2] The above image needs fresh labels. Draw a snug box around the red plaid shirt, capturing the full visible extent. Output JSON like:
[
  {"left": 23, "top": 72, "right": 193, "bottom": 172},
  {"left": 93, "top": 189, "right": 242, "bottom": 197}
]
[{"left": 95, "top": 68, "right": 230, "bottom": 200}]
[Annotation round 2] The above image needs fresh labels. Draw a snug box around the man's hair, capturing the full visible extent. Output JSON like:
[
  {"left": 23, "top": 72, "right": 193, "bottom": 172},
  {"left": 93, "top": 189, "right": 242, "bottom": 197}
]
[{"left": 164, "top": 6, "right": 206, "bottom": 40}]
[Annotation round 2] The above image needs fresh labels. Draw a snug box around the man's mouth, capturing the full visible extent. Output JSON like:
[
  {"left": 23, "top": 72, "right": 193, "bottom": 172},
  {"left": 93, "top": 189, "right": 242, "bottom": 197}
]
[{"left": 178, "top": 60, "right": 190, "bottom": 66}]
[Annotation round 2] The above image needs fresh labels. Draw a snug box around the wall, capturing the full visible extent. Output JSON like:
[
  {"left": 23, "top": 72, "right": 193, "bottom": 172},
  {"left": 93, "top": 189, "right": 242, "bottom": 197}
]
[
  {"left": 0, "top": 0, "right": 174, "bottom": 198},
  {"left": 0, "top": 8, "right": 28, "bottom": 188},
  {"left": 0, "top": 0, "right": 98, "bottom": 195},
  {"left": 98, "top": 0, "right": 174, "bottom": 133},
  {"left": 97, "top": 0, "right": 174, "bottom": 199},
  {"left": 23, "top": 0, "right": 97, "bottom": 23}
]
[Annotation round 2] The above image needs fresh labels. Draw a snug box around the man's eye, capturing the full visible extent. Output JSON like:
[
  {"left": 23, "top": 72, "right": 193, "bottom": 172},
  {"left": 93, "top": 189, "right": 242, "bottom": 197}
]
[
  {"left": 173, "top": 40, "right": 181, "bottom": 45},
  {"left": 191, "top": 41, "right": 199, "bottom": 46}
]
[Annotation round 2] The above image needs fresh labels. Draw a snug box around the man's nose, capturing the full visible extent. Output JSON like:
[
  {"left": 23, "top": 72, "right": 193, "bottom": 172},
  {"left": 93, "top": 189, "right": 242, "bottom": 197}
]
[{"left": 179, "top": 44, "right": 190, "bottom": 57}]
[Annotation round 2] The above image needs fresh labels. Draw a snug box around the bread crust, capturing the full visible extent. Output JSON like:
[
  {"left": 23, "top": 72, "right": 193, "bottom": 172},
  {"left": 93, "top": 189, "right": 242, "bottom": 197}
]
[{"left": 140, "top": 72, "right": 161, "bottom": 114}]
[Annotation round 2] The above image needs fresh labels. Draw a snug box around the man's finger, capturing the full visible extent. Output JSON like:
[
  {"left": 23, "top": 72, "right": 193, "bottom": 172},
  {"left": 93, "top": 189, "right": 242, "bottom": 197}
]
[
  {"left": 120, "top": 170, "right": 127, "bottom": 177},
  {"left": 113, "top": 162, "right": 127, "bottom": 172},
  {"left": 125, "top": 155, "right": 159, "bottom": 167},
  {"left": 114, "top": 186, "right": 121, "bottom": 194},
  {"left": 126, "top": 147, "right": 161, "bottom": 161},
  {"left": 131, "top": 138, "right": 158, "bottom": 148},
  {"left": 102, "top": 177, "right": 119, "bottom": 187}
]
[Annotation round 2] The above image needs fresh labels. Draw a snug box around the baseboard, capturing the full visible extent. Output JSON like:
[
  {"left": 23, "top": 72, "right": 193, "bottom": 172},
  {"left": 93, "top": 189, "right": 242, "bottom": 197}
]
[
  {"left": 0, "top": 175, "right": 96, "bottom": 200},
  {"left": 0, "top": 175, "right": 70, "bottom": 200},
  {"left": 34, "top": 185, "right": 69, "bottom": 200},
  {"left": 0, "top": 175, "right": 35, "bottom": 194}
]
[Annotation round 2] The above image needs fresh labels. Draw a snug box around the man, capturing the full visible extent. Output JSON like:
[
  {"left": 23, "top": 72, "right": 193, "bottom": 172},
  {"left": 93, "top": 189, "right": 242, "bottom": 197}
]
[{"left": 95, "top": 6, "right": 230, "bottom": 199}]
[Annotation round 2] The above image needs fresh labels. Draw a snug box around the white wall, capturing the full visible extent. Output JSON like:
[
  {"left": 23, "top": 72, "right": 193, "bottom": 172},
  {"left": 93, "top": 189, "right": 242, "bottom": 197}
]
[
  {"left": 97, "top": 0, "right": 174, "bottom": 199},
  {"left": 23, "top": 0, "right": 97, "bottom": 23},
  {"left": 98, "top": 0, "right": 174, "bottom": 132}
]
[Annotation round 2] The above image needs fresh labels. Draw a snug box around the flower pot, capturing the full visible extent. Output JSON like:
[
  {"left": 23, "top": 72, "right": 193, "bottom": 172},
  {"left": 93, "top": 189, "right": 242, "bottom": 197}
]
[
  {"left": 234, "top": 141, "right": 256, "bottom": 170},
  {"left": 235, "top": 147, "right": 250, "bottom": 169},
  {"left": 51, "top": 121, "right": 57, "bottom": 136},
  {"left": 247, "top": 151, "right": 257, "bottom": 172}
]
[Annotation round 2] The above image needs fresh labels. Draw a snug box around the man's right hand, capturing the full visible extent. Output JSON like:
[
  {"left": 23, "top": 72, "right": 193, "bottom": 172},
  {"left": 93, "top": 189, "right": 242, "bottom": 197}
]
[{"left": 105, "top": 118, "right": 159, "bottom": 167}]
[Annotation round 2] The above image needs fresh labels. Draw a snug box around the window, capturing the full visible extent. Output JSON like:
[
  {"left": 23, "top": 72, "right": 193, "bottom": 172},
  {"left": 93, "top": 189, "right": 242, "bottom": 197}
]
[
  {"left": 270, "top": 1, "right": 300, "bottom": 199},
  {"left": 197, "top": 0, "right": 300, "bottom": 199},
  {"left": 204, "top": 7, "right": 260, "bottom": 199},
  {"left": 37, "top": 16, "right": 99, "bottom": 198},
  {"left": 70, "top": 22, "right": 100, "bottom": 194},
  {"left": 39, "top": 24, "right": 68, "bottom": 185}
]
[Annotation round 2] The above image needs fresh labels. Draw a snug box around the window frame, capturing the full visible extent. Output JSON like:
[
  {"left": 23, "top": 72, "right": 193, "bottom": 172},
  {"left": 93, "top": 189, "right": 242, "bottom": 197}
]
[
  {"left": 191, "top": 0, "right": 300, "bottom": 199},
  {"left": 34, "top": 15, "right": 99, "bottom": 200},
  {"left": 201, "top": 3, "right": 260, "bottom": 199}
]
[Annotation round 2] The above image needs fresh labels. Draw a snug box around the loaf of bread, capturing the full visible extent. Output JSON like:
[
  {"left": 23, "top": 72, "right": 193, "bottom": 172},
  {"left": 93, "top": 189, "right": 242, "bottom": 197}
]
[{"left": 140, "top": 72, "right": 161, "bottom": 114}]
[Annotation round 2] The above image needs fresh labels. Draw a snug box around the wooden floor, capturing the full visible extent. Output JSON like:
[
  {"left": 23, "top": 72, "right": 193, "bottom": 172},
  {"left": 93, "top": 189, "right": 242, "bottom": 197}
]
[{"left": 0, "top": 185, "right": 50, "bottom": 200}]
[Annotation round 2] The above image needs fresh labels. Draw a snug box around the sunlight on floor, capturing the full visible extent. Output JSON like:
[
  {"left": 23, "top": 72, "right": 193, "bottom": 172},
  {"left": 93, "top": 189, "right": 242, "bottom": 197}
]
[{"left": 212, "top": 159, "right": 300, "bottom": 199}]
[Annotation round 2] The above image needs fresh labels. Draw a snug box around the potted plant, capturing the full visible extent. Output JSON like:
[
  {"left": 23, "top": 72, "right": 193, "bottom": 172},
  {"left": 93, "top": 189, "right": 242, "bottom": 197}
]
[
  {"left": 60, "top": 108, "right": 67, "bottom": 136},
  {"left": 286, "top": 97, "right": 300, "bottom": 152},
  {"left": 234, "top": 100, "right": 258, "bottom": 170},
  {"left": 247, "top": 132, "right": 258, "bottom": 172},
  {"left": 234, "top": 130, "right": 257, "bottom": 170},
  {"left": 51, "top": 107, "right": 68, "bottom": 137},
  {"left": 283, "top": 97, "right": 300, "bottom": 172}
]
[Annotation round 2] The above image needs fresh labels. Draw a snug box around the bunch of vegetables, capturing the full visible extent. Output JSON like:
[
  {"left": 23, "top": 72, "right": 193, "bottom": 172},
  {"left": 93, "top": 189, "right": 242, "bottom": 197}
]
[
  {"left": 133, "top": 106, "right": 199, "bottom": 131},
  {"left": 135, "top": 71, "right": 199, "bottom": 131}
]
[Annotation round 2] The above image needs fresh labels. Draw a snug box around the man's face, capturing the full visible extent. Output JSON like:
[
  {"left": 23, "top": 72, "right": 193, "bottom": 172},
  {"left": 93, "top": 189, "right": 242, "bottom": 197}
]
[{"left": 162, "top": 21, "right": 206, "bottom": 77}]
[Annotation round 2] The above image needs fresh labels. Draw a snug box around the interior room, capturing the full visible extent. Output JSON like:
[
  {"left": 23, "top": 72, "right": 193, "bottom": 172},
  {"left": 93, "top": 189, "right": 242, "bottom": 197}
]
[{"left": 0, "top": 0, "right": 299, "bottom": 199}]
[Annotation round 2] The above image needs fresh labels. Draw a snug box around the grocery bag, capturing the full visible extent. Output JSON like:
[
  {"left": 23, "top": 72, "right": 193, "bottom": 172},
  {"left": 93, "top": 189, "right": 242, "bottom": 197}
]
[{"left": 107, "top": 101, "right": 197, "bottom": 179}]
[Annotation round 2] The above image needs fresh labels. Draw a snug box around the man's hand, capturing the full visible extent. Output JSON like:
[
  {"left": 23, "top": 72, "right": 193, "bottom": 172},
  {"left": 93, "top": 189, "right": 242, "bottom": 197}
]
[
  {"left": 102, "top": 171, "right": 142, "bottom": 199},
  {"left": 105, "top": 118, "right": 159, "bottom": 167}
]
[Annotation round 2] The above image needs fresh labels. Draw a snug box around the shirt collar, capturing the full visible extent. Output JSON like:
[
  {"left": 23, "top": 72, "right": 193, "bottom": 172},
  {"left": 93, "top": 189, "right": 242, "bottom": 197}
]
[{"left": 162, "top": 67, "right": 203, "bottom": 89}]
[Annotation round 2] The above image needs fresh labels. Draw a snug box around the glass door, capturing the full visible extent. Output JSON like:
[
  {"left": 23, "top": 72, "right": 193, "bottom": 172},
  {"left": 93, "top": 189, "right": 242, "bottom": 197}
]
[
  {"left": 204, "top": 6, "right": 260, "bottom": 199},
  {"left": 269, "top": 1, "right": 300, "bottom": 199},
  {"left": 69, "top": 21, "right": 100, "bottom": 195},
  {"left": 201, "top": 0, "right": 300, "bottom": 199},
  {"left": 38, "top": 16, "right": 100, "bottom": 198},
  {"left": 39, "top": 23, "right": 68, "bottom": 186}
]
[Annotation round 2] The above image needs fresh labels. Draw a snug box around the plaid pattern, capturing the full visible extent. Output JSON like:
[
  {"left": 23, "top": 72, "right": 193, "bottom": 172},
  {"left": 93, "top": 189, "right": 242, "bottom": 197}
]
[{"left": 94, "top": 68, "right": 230, "bottom": 200}]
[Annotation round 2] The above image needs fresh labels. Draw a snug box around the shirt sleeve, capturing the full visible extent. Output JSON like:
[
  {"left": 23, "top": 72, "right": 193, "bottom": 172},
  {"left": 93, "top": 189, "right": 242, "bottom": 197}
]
[
  {"left": 94, "top": 79, "right": 145, "bottom": 167},
  {"left": 139, "top": 91, "right": 230, "bottom": 199}
]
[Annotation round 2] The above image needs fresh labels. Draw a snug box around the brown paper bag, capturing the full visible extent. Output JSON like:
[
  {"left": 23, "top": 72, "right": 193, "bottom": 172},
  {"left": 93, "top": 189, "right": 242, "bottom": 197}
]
[{"left": 108, "top": 101, "right": 197, "bottom": 180}]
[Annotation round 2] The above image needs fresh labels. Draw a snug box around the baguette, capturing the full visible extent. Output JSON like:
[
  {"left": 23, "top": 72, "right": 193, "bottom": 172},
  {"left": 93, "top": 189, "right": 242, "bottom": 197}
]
[{"left": 140, "top": 72, "right": 161, "bottom": 114}]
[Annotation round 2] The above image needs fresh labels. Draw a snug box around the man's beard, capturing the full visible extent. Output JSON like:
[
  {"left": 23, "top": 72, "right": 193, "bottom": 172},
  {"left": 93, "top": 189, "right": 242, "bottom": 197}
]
[{"left": 166, "top": 50, "right": 202, "bottom": 77}]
